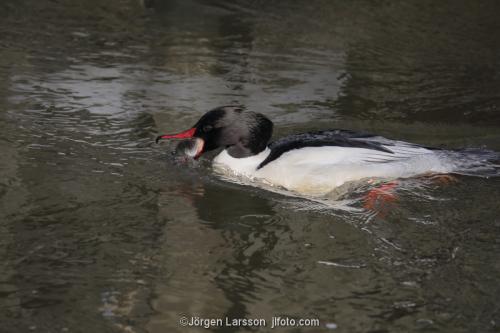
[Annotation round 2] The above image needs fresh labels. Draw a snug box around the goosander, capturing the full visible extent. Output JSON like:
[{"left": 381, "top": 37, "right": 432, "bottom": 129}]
[{"left": 156, "top": 106, "right": 499, "bottom": 196}]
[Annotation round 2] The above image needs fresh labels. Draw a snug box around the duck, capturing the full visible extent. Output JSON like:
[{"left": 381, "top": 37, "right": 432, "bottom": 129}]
[{"left": 156, "top": 106, "right": 499, "bottom": 196}]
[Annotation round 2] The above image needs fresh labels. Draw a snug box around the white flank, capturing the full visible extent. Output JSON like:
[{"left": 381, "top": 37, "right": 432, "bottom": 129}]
[{"left": 212, "top": 142, "right": 457, "bottom": 196}]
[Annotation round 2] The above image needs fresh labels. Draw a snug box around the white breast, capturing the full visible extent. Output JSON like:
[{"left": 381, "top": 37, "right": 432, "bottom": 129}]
[
  {"left": 212, "top": 144, "right": 456, "bottom": 196},
  {"left": 212, "top": 148, "right": 271, "bottom": 178}
]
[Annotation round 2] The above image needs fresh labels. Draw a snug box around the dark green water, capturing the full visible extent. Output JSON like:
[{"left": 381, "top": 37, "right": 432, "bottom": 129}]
[{"left": 1, "top": 1, "right": 500, "bottom": 332}]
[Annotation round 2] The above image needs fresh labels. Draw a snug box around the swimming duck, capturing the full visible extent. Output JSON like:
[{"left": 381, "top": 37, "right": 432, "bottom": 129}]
[{"left": 156, "top": 106, "right": 498, "bottom": 196}]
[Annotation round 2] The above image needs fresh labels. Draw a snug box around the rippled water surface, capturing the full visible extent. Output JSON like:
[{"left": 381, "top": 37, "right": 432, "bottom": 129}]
[{"left": 1, "top": 1, "right": 500, "bottom": 332}]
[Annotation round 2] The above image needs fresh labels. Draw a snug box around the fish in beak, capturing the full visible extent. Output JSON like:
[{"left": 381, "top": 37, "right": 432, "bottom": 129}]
[{"left": 156, "top": 127, "right": 205, "bottom": 159}]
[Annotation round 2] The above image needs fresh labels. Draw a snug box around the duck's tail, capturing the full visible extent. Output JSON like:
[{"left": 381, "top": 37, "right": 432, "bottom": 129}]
[{"left": 446, "top": 148, "right": 500, "bottom": 178}]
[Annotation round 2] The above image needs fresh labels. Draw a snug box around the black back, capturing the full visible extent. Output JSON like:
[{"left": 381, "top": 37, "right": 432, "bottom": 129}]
[{"left": 257, "top": 130, "right": 396, "bottom": 169}]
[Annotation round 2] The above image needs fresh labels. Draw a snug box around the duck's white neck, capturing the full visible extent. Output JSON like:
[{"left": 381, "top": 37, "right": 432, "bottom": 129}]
[{"left": 213, "top": 147, "right": 271, "bottom": 176}]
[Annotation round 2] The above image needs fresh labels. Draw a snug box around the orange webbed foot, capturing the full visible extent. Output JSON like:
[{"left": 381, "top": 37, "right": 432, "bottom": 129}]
[
  {"left": 427, "top": 174, "right": 459, "bottom": 185},
  {"left": 363, "top": 180, "right": 399, "bottom": 217}
]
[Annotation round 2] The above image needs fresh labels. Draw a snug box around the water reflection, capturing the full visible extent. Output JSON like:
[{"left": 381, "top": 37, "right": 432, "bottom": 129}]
[
  {"left": 148, "top": 182, "right": 274, "bottom": 332},
  {"left": 333, "top": 1, "right": 500, "bottom": 124}
]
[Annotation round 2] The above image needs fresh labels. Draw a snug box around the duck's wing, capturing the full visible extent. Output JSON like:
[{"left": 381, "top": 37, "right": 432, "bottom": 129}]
[{"left": 258, "top": 130, "right": 436, "bottom": 169}]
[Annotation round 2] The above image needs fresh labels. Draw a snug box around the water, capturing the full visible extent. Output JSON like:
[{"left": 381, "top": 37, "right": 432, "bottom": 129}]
[{"left": 1, "top": 1, "right": 500, "bottom": 332}]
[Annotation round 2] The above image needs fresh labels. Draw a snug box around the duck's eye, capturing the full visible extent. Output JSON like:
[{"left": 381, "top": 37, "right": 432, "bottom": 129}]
[{"left": 203, "top": 125, "right": 213, "bottom": 132}]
